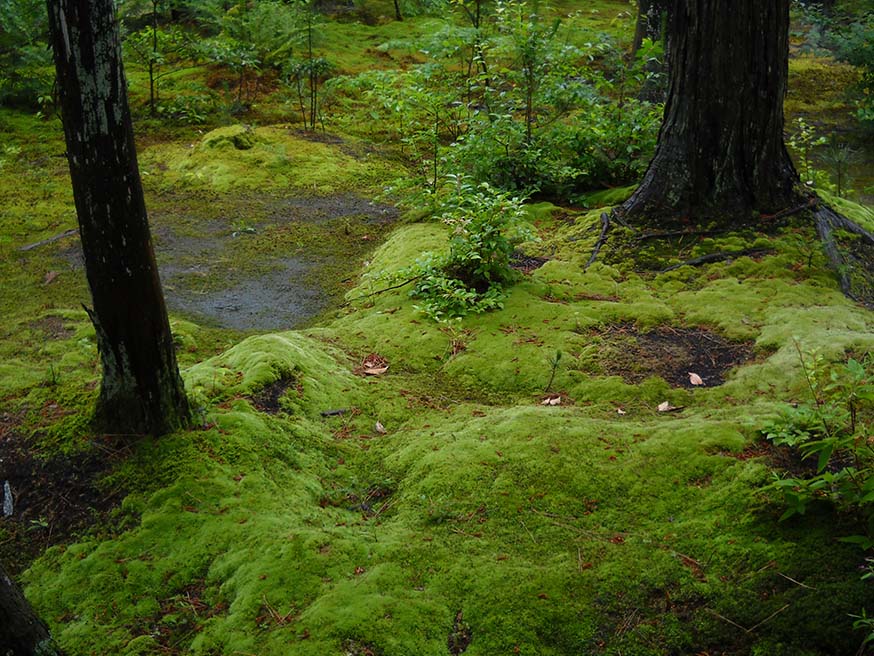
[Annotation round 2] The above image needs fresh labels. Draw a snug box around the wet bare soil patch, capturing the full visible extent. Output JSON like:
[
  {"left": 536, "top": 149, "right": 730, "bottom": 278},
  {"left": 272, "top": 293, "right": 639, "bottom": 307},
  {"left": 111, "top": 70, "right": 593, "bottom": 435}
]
[
  {"left": 510, "top": 251, "right": 549, "bottom": 274},
  {"left": 597, "top": 323, "right": 755, "bottom": 387},
  {"left": 248, "top": 376, "right": 298, "bottom": 414},
  {"left": 62, "top": 192, "right": 398, "bottom": 331},
  {"left": 29, "top": 315, "right": 74, "bottom": 340},
  {"left": 0, "top": 417, "right": 123, "bottom": 574}
]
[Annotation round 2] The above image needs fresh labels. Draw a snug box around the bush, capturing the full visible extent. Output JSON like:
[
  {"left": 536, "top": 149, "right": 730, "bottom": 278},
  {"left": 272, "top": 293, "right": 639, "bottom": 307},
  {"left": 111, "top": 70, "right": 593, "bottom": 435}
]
[
  {"left": 0, "top": 0, "right": 52, "bottom": 109},
  {"left": 764, "top": 348, "right": 874, "bottom": 533},
  {"left": 400, "top": 175, "right": 535, "bottom": 321}
]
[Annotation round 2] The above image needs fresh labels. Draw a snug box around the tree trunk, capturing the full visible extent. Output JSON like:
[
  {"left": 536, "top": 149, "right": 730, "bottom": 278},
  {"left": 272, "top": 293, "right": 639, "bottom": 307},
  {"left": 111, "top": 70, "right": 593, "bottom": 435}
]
[
  {"left": 0, "top": 562, "right": 63, "bottom": 656},
  {"left": 631, "top": 0, "right": 665, "bottom": 56},
  {"left": 46, "top": 0, "right": 191, "bottom": 436},
  {"left": 619, "top": 0, "right": 801, "bottom": 227}
]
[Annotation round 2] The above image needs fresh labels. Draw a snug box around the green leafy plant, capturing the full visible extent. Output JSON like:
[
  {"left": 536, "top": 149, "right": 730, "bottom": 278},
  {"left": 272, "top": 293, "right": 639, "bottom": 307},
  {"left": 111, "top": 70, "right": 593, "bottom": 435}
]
[
  {"left": 786, "top": 117, "right": 828, "bottom": 186},
  {"left": 764, "top": 349, "right": 874, "bottom": 521},
  {"left": 764, "top": 348, "right": 874, "bottom": 646},
  {"left": 397, "top": 175, "right": 535, "bottom": 321}
]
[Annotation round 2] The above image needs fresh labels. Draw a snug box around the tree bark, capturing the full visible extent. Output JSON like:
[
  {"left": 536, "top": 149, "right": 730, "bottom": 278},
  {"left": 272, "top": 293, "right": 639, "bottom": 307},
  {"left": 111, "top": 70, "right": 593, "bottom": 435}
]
[
  {"left": 631, "top": 0, "right": 665, "bottom": 56},
  {"left": 619, "top": 0, "right": 801, "bottom": 227},
  {"left": 46, "top": 0, "right": 190, "bottom": 436},
  {"left": 0, "top": 562, "right": 63, "bottom": 656}
]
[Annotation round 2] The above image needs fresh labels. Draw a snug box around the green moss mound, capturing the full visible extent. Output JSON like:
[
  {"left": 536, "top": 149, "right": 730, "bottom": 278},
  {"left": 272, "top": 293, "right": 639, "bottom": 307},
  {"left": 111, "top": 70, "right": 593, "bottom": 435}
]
[{"left": 139, "top": 125, "right": 402, "bottom": 194}]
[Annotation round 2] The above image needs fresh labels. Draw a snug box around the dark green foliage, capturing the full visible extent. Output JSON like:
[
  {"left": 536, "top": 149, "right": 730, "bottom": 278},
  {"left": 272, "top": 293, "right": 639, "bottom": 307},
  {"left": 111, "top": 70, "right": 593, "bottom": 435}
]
[
  {"left": 830, "top": 12, "right": 874, "bottom": 124},
  {"left": 0, "top": 0, "right": 52, "bottom": 108}
]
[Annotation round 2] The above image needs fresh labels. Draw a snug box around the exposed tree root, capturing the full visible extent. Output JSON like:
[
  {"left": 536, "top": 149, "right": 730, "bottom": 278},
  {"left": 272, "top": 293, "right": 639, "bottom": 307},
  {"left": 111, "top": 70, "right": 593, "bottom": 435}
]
[
  {"left": 584, "top": 213, "right": 611, "bottom": 270},
  {"left": 813, "top": 205, "right": 874, "bottom": 306},
  {"left": 660, "top": 248, "right": 774, "bottom": 272},
  {"left": 584, "top": 198, "right": 874, "bottom": 307}
]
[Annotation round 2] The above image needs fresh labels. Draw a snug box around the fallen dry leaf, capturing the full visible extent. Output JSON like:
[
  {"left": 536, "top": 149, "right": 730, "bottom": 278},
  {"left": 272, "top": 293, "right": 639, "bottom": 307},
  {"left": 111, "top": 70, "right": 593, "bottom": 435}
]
[
  {"left": 43, "top": 271, "right": 60, "bottom": 285},
  {"left": 360, "top": 353, "right": 389, "bottom": 376},
  {"left": 541, "top": 395, "right": 562, "bottom": 406},
  {"left": 657, "top": 401, "right": 685, "bottom": 413},
  {"left": 688, "top": 372, "right": 705, "bottom": 386},
  {"left": 374, "top": 420, "right": 386, "bottom": 434},
  {"left": 616, "top": 407, "right": 627, "bottom": 415}
]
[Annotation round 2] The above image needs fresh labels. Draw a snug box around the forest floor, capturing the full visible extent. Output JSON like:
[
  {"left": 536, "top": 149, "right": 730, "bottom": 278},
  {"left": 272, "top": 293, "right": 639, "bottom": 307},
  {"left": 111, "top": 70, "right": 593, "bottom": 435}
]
[{"left": 2, "top": 2, "right": 874, "bottom": 655}]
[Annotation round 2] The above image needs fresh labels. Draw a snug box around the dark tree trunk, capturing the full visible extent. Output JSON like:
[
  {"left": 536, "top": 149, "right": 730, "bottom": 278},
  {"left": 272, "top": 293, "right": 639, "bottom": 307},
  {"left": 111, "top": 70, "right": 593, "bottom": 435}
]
[
  {"left": 0, "top": 562, "right": 63, "bottom": 656},
  {"left": 631, "top": 0, "right": 666, "bottom": 56},
  {"left": 46, "top": 0, "right": 191, "bottom": 436},
  {"left": 619, "top": 0, "right": 801, "bottom": 227}
]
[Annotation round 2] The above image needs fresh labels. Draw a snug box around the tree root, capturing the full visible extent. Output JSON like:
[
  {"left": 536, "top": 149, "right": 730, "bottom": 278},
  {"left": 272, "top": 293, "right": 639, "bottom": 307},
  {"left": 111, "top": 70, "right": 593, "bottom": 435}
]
[
  {"left": 583, "top": 197, "right": 874, "bottom": 308},
  {"left": 584, "top": 213, "right": 611, "bottom": 270},
  {"left": 660, "top": 248, "right": 774, "bottom": 272},
  {"left": 813, "top": 204, "right": 874, "bottom": 306}
]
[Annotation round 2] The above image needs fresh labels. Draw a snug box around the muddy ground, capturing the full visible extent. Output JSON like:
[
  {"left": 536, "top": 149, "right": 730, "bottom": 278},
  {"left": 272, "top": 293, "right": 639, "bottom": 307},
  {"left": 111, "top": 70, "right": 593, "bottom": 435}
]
[{"left": 61, "top": 192, "right": 399, "bottom": 331}]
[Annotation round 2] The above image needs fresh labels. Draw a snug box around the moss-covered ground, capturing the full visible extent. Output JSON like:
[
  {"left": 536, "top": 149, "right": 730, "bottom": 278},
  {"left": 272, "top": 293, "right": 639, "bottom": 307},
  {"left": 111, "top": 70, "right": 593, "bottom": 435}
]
[{"left": 2, "top": 2, "right": 874, "bottom": 655}]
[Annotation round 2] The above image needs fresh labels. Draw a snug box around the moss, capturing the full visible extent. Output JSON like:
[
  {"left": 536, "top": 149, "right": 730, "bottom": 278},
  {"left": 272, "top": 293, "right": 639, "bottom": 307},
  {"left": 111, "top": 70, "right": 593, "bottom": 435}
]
[
  {"left": 139, "top": 125, "right": 403, "bottom": 194},
  {"left": 786, "top": 54, "right": 860, "bottom": 123},
  {"left": 4, "top": 20, "right": 874, "bottom": 656}
]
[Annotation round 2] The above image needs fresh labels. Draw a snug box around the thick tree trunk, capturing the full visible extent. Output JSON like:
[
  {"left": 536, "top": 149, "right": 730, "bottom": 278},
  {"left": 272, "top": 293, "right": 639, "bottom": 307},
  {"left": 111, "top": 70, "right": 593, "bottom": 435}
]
[
  {"left": 619, "top": 0, "right": 801, "bottom": 227},
  {"left": 46, "top": 0, "right": 190, "bottom": 436},
  {"left": 0, "top": 563, "right": 63, "bottom": 656}
]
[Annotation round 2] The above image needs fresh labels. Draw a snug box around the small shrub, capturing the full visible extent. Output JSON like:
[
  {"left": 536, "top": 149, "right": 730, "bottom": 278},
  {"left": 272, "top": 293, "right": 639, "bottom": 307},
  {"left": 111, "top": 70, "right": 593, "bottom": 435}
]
[{"left": 398, "top": 175, "right": 535, "bottom": 321}]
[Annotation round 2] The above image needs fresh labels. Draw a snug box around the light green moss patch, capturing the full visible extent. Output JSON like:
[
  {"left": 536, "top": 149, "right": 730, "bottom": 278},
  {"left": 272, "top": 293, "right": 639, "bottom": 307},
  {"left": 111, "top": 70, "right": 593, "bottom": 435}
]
[
  {"left": 139, "top": 125, "right": 402, "bottom": 194},
  {"left": 786, "top": 54, "right": 860, "bottom": 122}
]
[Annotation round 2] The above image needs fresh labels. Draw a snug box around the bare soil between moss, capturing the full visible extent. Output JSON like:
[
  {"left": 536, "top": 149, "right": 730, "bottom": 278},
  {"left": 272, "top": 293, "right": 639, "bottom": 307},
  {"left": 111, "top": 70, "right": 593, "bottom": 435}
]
[
  {"left": 596, "top": 323, "right": 756, "bottom": 387},
  {"left": 0, "top": 416, "right": 124, "bottom": 575}
]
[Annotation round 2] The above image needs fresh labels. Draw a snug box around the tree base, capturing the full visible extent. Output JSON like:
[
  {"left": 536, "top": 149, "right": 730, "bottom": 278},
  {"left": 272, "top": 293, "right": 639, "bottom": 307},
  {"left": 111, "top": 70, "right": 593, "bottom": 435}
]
[{"left": 586, "top": 197, "right": 874, "bottom": 308}]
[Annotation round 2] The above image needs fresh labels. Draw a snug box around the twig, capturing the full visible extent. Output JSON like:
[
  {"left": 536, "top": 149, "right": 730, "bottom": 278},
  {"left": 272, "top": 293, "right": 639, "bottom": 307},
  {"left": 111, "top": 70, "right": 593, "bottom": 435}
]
[
  {"left": 584, "top": 212, "right": 612, "bottom": 270},
  {"left": 759, "top": 197, "right": 818, "bottom": 223},
  {"left": 319, "top": 409, "right": 348, "bottom": 417},
  {"left": 520, "top": 519, "right": 538, "bottom": 543},
  {"left": 705, "top": 608, "right": 750, "bottom": 633},
  {"left": 341, "top": 275, "right": 422, "bottom": 306},
  {"left": 635, "top": 227, "right": 727, "bottom": 242},
  {"left": 747, "top": 604, "right": 790, "bottom": 633},
  {"left": 705, "top": 604, "right": 790, "bottom": 634},
  {"left": 776, "top": 572, "right": 817, "bottom": 590},
  {"left": 18, "top": 228, "right": 78, "bottom": 252},
  {"left": 660, "top": 248, "right": 773, "bottom": 272}
]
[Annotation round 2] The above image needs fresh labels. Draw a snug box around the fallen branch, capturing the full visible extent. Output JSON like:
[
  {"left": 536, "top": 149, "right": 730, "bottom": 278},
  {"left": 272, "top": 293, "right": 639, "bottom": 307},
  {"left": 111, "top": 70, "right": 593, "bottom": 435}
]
[
  {"left": 584, "top": 212, "right": 612, "bottom": 270},
  {"left": 760, "top": 197, "right": 818, "bottom": 223},
  {"left": 341, "top": 275, "right": 422, "bottom": 307},
  {"left": 18, "top": 228, "right": 78, "bottom": 252},
  {"left": 660, "top": 248, "right": 774, "bottom": 272}
]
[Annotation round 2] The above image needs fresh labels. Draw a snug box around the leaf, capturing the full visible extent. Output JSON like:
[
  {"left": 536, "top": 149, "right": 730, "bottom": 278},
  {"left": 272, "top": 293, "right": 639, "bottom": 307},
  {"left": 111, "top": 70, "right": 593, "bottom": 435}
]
[
  {"left": 375, "top": 421, "right": 386, "bottom": 434},
  {"left": 541, "top": 395, "right": 561, "bottom": 406},
  {"left": 688, "top": 372, "right": 704, "bottom": 386},
  {"left": 616, "top": 407, "right": 627, "bottom": 415},
  {"left": 363, "top": 366, "right": 388, "bottom": 376},
  {"left": 657, "top": 401, "right": 671, "bottom": 412},
  {"left": 43, "top": 271, "right": 59, "bottom": 285}
]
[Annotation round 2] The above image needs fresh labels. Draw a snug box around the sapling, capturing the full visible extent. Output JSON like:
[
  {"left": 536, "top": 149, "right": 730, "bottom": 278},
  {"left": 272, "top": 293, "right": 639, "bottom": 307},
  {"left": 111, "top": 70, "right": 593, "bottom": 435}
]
[{"left": 544, "top": 349, "right": 562, "bottom": 392}]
